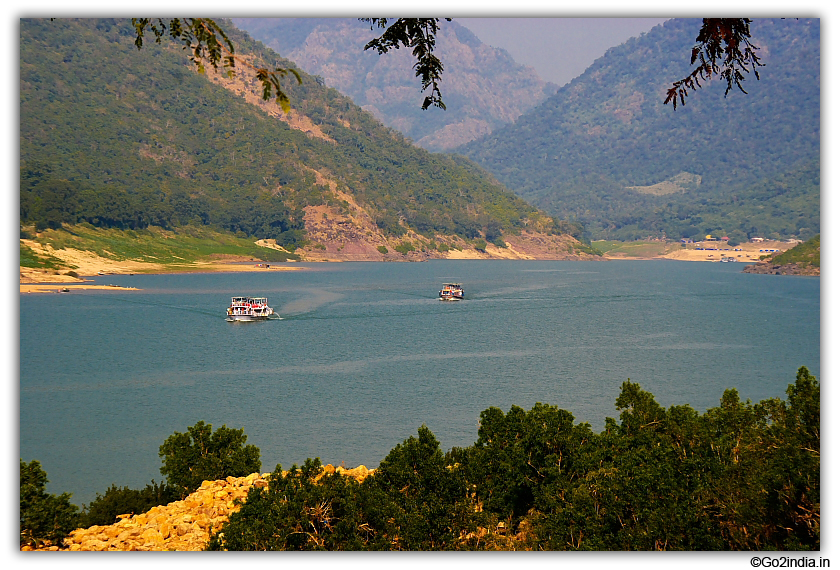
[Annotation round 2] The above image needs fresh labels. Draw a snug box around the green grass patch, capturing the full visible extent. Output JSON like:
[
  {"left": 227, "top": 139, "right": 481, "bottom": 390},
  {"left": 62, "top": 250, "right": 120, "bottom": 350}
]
[
  {"left": 19, "top": 243, "right": 66, "bottom": 270},
  {"left": 572, "top": 241, "right": 603, "bottom": 256},
  {"left": 25, "top": 224, "right": 300, "bottom": 270}
]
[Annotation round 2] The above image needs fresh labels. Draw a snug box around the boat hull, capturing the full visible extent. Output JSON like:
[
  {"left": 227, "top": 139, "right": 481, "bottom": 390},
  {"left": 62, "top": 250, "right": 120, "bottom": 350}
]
[
  {"left": 438, "top": 283, "right": 464, "bottom": 301},
  {"left": 226, "top": 315, "right": 271, "bottom": 322}
]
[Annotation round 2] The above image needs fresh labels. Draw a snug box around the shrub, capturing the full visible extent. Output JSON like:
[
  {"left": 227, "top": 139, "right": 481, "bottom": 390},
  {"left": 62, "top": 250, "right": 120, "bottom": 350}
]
[
  {"left": 80, "top": 481, "right": 179, "bottom": 528},
  {"left": 208, "top": 459, "right": 378, "bottom": 551},
  {"left": 20, "top": 460, "right": 80, "bottom": 547},
  {"left": 394, "top": 242, "right": 415, "bottom": 255},
  {"left": 203, "top": 370, "right": 820, "bottom": 551},
  {"left": 159, "top": 421, "right": 261, "bottom": 498},
  {"left": 209, "top": 427, "right": 487, "bottom": 551},
  {"left": 367, "top": 425, "right": 477, "bottom": 550},
  {"left": 377, "top": 245, "right": 388, "bottom": 254}
]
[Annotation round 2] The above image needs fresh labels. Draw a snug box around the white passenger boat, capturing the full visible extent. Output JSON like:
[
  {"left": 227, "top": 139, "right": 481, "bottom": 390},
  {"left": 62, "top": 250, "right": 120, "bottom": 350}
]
[
  {"left": 226, "top": 297, "right": 275, "bottom": 322},
  {"left": 439, "top": 283, "right": 464, "bottom": 301}
]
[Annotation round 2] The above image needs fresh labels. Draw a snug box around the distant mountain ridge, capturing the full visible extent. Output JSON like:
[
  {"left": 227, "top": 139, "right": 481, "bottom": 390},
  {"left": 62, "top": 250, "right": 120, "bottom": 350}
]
[
  {"left": 458, "top": 18, "right": 820, "bottom": 242},
  {"left": 232, "top": 18, "right": 558, "bottom": 152}
]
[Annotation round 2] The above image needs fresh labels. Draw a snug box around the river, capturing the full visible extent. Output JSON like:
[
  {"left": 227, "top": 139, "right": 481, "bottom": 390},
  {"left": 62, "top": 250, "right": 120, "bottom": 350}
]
[{"left": 19, "top": 260, "right": 819, "bottom": 506}]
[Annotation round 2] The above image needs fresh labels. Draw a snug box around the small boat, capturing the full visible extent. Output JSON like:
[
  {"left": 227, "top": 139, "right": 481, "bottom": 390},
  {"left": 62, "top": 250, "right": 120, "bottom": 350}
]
[
  {"left": 226, "top": 296, "right": 275, "bottom": 322},
  {"left": 439, "top": 283, "right": 464, "bottom": 301}
]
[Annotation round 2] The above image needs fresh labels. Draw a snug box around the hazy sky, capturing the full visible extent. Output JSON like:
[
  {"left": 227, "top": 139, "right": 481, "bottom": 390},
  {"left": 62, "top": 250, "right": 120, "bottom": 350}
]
[{"left": 456, "top": 18, "right": 669, "bottom": 86}]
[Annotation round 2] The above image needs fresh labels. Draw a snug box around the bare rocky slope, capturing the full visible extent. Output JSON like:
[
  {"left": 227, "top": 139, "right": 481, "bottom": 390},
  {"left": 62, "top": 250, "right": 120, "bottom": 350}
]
[{"left": 293, "top": 194, "right": 599, "bottom": 263}]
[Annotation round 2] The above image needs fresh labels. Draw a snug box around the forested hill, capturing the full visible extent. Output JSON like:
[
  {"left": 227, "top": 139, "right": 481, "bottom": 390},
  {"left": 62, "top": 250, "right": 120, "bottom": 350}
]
[
  {"left": 458, "top": 18, "right": 820, "bottom": 243},
  {"left": 20, "top": 18, "right": 573, "bottom": 254},
  {"left": 232, "top": 18, "right": 558, "bottom": 152}
]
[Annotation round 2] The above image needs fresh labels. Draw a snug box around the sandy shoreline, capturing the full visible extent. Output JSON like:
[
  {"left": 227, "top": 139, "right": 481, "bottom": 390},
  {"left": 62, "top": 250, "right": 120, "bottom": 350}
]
[
  {"left": 601, "top": 240, "right": 793, "bottom": 263},
  {"left": 20, "top": 283, "right": 141, "bottom": 294},
  {"left": 19, "top": 260, "right": 302, "bottom": 293},
  {"left": 20, "top": 239, "right": 795, "bottom": 293},
  {"left": 20, "top": 238, "right": 306, "bottom": 293}
]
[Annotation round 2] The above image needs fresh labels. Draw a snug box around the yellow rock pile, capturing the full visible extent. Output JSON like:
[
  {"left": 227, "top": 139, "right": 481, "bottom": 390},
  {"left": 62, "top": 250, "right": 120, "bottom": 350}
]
[
  {"left": 62, "top": 472, "right": 268, "bottom": 551},
  {"left": 23, "top": 465, "right": 373, "bottom": 552}
]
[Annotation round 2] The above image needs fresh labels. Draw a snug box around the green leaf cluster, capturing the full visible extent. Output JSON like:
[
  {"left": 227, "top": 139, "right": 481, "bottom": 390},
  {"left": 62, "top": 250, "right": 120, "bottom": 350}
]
[
  {"left": 20, "top": 460, "right": 81, "bottom": 547},
  {"left": 131, "top": 18, "right": 303, "bottom": 112},
  {"left": 209, "top": 427, "right": 485, "bottom": 551},
  {"left": 159, "top": 421, "right": 261, "bottom": 499},
  {"left": 79, "top": 481, "right": 179, "bottom": 528},
  {"left": 209, "top": 367, "right": 819, "bottom": 550},
  {"left": 362, "top": 18, "right": 451, "bottom": 110}
]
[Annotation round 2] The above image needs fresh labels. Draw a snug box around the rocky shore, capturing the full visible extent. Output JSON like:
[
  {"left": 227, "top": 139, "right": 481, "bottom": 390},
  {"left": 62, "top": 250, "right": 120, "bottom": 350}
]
[
  {"left": 22, "top": 465, "right": 372, "bottom": 552},
  {"left": 742, "top": 262, "right": 820, "bottom": 276}
]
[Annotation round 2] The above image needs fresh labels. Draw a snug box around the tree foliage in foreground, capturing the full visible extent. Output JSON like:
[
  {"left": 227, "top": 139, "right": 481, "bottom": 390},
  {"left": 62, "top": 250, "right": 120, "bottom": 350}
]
[
  {"left": 19, "top": 460, "right": 81, "bottom": 547},
  {"left": 159, "top": 421, "right": 261, "bottom": 499},
  {"left": 132, "top": 17, "right": 759, "bottom": 112},
  {"left": 79, "top": 481, "right": 180, "bottom": 528},
  {"left": 209, "top": 367, "right": 819, "bottom": 551},
  {"left": 665, "top": 18, "right": 761, "bottom": 109},
  {"left": 360, "top": 18, "right": 451, "bottom": 111},
  {"left": 20, "top": 368, "right": 818, "bottom": 550},
  {"left": 131, "top": 18, "right": 301, "bottom": 112}
]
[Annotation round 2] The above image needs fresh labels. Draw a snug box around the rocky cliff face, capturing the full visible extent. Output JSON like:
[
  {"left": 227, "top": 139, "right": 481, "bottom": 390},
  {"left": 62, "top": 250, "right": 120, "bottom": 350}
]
[
  {"left": 289, "top": 187, "right": 600, "bottom": 262},
  {"left": 233, "top": 18, "right": 557, "bottom": 152}
]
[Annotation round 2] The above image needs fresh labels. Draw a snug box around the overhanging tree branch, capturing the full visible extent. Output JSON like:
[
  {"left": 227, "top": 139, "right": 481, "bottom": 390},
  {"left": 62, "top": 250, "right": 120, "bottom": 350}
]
[
  {"left": 361, "top": 18, "right": 451, "bottom": 110},
  {"left": 131, "top": 18, "right": 765, "bottom": 114},
  {"left": 664, "top": 18, "right": 763, "bottom": 110},
  {"left": 131, "top": 18, "right": 301, "bottom": 113}
]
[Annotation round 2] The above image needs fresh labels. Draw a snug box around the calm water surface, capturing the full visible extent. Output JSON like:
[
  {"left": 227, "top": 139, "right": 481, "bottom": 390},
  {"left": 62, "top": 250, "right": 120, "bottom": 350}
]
[{"left": 19, "top": 260, "right": 819, "bottom": 505}]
